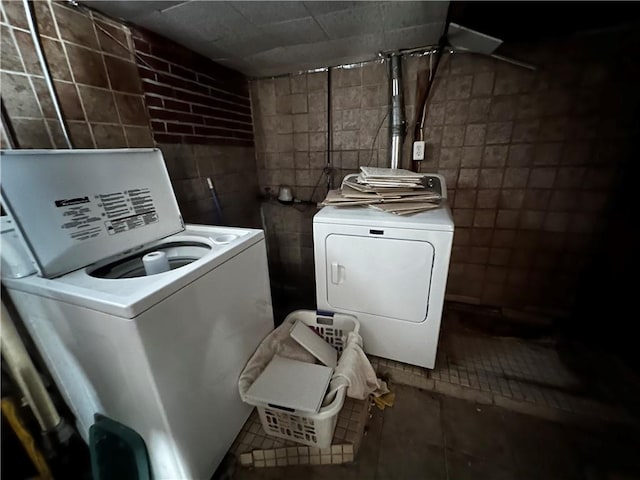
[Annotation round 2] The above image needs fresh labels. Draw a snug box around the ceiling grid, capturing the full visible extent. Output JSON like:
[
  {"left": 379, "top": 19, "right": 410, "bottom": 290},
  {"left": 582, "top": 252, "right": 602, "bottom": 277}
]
[{"left": 83, "top": 1, "right": 449, "bottom": 77}]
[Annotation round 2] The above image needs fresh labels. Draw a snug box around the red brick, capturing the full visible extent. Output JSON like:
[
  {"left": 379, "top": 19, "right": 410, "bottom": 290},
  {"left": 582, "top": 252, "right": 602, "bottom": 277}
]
[
  {"left": 150, "top": 44, "right": 194, "bottom": 71},
  {"left": 164, "top": 99, "right": 191, "bottom": 112},
  {"left": 166, "top": 122, "right": 194, "bottom": 134},
  {"left": 194, "top": 62, "right": 246, "bottom": 89},
  {"left": 193, "top": 104, "right": 251, "bottom": 123},
  {"left": 131, "top": 26, "right": 246, "bottom": 84},
  {"left": 182, "top": 135, "right": 251, "bottom": 146},
  {"left": 170, "top": 64, "right": 197, "bottom": 81},
  {"left": 148, "top": 108, "right": 203, "bottom": 124},
  {"left": 143, "top": 82, "right": 173, "bottom": 97},
  {"left": 196, "top": 72, "right": 248, "bottom": 96},
  {"left": 208, "top": 87, "right": 250, "bottom": 107},
  {"left": 196, "top": 73, "right": 226, "bottom": 89},
  {"left": 153, "top": 132, "right": 183, "bottom": 143},
  {"left": 193, "top": 125, "right": 224, "bottom": 136},
  {"left": 156, "top": 72, "right": 188, "bottom": 90},
  {"left": 181, "top": 79, "right": 209, "bottom": 96},
  {"left": 194, "top": 125, "right": 253, "bottom": 140},
  {"left": 145, "top": 96, "right": 163, "bottom": 108},
  {"left": 156, "top": 72, "right": 209, "bottom": 97},
  {"left": 130, "top": 26, "right": 154, "bottom": 43},
  {"left": 175, "top": 89, "right": 250, "bottom": 114},
  {"left": 203, "top": 116, "right": 252, "bottom": 132},
  {"left": 136, "top": 53, "right": 169, "bottom": 72},
  {"left": 138, "top": 67, "right": 157, "bottom": 81},
  {"left": 132, "top": 37, "right": 151, "bottom": 54},
  {"left": 150, "top": 120, "right": 165, "bottom": 132}
]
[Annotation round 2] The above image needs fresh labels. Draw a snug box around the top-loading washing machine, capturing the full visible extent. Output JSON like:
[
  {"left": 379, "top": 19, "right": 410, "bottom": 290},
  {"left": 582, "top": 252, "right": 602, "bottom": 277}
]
[
  {"left": 313, "top": 173, "right": 454, "bottom": 369},
  {"left": 0, "top": 149, "right": 274, "bottom": 479}
]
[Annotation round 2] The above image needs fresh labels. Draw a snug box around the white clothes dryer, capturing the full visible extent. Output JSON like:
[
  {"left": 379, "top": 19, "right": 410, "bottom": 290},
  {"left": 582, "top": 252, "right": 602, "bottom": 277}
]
[
  {"left": 0, "top": 149, "right": 274, "bottom": 479},
  {"left": 313, "top": 174, "right": 454, "bottom": 369}
]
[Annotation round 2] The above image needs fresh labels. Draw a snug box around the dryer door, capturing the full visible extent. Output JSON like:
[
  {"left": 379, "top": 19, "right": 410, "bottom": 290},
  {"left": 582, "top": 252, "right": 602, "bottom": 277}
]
[{"left": 324, "top": 234, "right": 434, "bottom": 323}]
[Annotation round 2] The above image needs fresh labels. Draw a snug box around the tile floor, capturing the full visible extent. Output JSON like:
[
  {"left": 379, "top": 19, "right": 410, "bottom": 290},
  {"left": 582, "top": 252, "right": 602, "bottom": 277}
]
[
  {"left": 232, "top": 385, "right": 640, "bottom": 480},
  {"left": 230, "top": 397, "right": 369, "bottom": 468},
  {"left": 370, "top": 310, "right": 631, "bottom": 423},
  {"left": 229, "top": 304, "right": 640, "bottom": 479}
]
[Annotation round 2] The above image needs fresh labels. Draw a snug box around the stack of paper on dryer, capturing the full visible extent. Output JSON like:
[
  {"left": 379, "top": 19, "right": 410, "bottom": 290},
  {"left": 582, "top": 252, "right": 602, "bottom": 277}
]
[
  {"left": 321, "top": 166, "right": 441, "bottom": 215},
  {"left": 358, "top": 166, "right": 427, "bottom": 188}
]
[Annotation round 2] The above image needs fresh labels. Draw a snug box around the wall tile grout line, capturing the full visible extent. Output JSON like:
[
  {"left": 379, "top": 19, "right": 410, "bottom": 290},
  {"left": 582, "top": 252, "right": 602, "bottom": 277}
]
[
  {"left": 89, "top": 7, "right": 129, "bottom": 148},
  {"left": 6, "top": 15, "right": 55, "bottom": 148},
  {"left": 49, "top": 0, "right": 96, "bottom": 148}
]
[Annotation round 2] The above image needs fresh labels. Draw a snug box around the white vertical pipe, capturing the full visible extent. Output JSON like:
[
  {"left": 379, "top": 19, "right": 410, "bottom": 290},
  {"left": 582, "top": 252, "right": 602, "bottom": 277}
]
[{"left": 1, "top": 301, "right": 61, "bottom": 432}]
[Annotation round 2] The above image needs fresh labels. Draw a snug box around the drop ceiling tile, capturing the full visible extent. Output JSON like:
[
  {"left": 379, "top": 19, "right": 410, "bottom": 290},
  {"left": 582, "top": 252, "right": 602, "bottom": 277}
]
[
  {"left": 83, "top": 0, "right": 450, "bottom": 77},
  {"left": 211, "top": 31, "right": 285, "bottom": 58},
  {"left": 379, "top": 1, "right": 449, "bottom": 30},
  {"left": 303, "top": 1, "right": 373, "bottom": 16},
  {"left": 213, "top": 57, "right": 259, "bottom": 75},
  {"left": 246, "top": 47, "right": 299, "bottom": 68},
  {"left": 383, "top": 23, "right": 444, "bottom": 51},
  {"left": 247, "top": 33, "right": 385, "bottom": 77},
  {"left": 320, "top": 34, "right": 386, "bottom": 60},
  {"left": 131, "top": 13, "right": 213, "bottom": 55},
  {"left": 315, "top": 4, "right": 384, "bottom": 39},
  {"left": 82, "top": 1, "right": 185, "bottom": 21},
  {"left": 230, "top": 1, "right": 311, "bottom": 25},
  {"left": 261, "top": 17, "right": 328, "bottom": 45},
  {"left": 137, "top": 1, "right": 248, "bottom": 42}
]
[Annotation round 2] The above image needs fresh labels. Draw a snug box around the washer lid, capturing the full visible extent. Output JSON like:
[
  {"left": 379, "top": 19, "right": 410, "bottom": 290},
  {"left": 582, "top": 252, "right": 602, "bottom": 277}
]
[
  {"left": 0, "top": 149, "right": 184, "bottom": 278},
  {"left": 313, "top": 204, "right": 455, "bottom": 232}
]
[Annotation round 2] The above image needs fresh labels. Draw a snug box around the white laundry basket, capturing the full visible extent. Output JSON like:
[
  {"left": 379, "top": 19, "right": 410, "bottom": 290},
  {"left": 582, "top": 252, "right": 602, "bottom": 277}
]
[{"left": 239, "top": 310, "right": 359, "bottom": 449}]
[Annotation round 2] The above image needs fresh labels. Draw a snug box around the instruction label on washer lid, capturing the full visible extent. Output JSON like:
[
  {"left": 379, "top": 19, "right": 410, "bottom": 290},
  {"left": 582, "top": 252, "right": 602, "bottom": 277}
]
[
  {"left": 55, "top": 196, "right": 103, "bottom": 241},
  {"left": 99, "top": 188, "right": 159, "bottom": 236},
  {"left": 55, "top": 187, "right": 159, "bottom": 241}
]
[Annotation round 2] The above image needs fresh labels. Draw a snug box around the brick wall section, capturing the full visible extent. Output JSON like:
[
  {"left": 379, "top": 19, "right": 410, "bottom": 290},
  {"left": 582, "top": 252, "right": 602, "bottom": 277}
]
[
  {"left": 0, "top": 0, "right": 153, "bottom": 148},
  {"left": 126, "top": 27, "right": 260, "bottom": 228},
  {"left": 129, "top": 27, "right": 254, "bottom": 147},
  {"left": 251, "top": 29, "right": 639, "bottom": 313}
]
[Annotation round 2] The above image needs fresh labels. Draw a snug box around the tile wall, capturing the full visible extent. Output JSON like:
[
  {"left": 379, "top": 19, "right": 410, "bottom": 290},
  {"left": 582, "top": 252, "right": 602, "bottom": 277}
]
[
  {"left": 160, "top": 142, "right": 260, "bottom": 227},
  {"left": 0, "top": 0, "right": 153, "bottom": 148},
  {"left": 251, "top": 63, "right": 392, "bottom": 203},
  {"left": 250, "top": 28, "right": 638, "bottom": 313},
  {"left": 250, "top": 64, "right": 398, "bottom": 312}
]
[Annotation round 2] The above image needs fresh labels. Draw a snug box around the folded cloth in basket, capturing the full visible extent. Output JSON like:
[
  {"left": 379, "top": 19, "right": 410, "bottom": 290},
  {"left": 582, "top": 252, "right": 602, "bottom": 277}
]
[
  {"left": 239, "top": 316, "right": 316, "bottom": 401},
  {"left": 325, "top": 332, "right": 389, "bottom": 402}
]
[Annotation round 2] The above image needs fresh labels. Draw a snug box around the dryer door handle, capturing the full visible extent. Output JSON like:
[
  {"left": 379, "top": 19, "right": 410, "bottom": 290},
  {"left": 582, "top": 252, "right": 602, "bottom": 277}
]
[{"left": 331, "top": 262, "right": 345, "bottom": 285}]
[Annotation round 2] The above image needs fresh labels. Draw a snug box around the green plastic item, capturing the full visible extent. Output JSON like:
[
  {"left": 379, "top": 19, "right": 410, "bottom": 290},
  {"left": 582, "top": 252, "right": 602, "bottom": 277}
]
[{"left": 89, "top": 414, "right": 152, "bottom": 480}]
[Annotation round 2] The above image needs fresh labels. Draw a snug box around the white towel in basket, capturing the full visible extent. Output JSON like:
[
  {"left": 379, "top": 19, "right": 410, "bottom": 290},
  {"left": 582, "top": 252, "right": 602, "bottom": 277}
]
[{"left": 326, "top": 332, "right": 389, "bottom": 401}]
